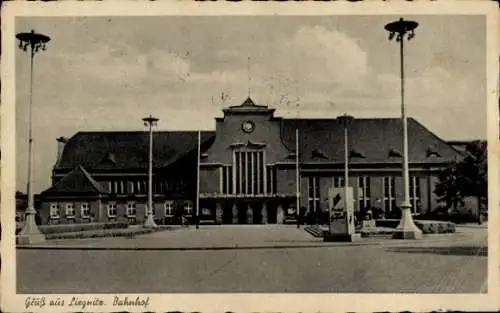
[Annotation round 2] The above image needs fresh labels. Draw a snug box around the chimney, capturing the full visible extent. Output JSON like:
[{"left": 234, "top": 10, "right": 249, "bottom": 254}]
[{"left": 55, "top": 137, "right": 68, "bottom": 166}]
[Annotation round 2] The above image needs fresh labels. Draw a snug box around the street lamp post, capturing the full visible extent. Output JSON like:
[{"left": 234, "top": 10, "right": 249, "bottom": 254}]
[
  {"left": 16, "top": 30, "right": 51, "bottom": 245},
  {"left": 338, "top": 114, "right": 354, "bottom": 234},
  {"left": 143, "top": 115, "right": 159, "bottom": 228},
  {"left": 385, "top": 18, "right": 423, "bottom": 239}
]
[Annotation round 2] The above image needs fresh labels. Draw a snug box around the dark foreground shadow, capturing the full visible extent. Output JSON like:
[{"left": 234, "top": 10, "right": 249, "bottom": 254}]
[{"left": 386, "top": 245, "right": 487, "bottom": 257}]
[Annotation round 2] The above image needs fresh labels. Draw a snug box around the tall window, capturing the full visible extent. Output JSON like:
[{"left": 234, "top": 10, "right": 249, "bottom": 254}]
[
  {"left": 107, "top": 202, "right": 117, "bottom": 218},
  {"left": 65, "top": 203, "right": 76, "bottom": 218},
  {"left": 308, "top": 176, "right": 321, "bottom": 212},
  {"left": 266, "top": 166, "right": 277, "bottom": 194},
  {"left": 81, "top": 202, "right": 90, "bottom": 218},
  {"left": 50, "top": 203, "right": 60, "bottom": 219},
  {"left": 128, "top": 181, "right": 135, "bottom": 194},
  {"left": 221, "top": 166, "right": 233, "bottom": 194},
  {"left": 358, "top": 176, "right": 371, "bottom": 211},
  {"left": 383, "top": 177, "right": 396, "bottom": 212},
  {"left": 126, "top": 201, "right": 136, "bottom": 217},
  {"left": 164, "top": 200, "right": 174, "bottom": 216},
  {"left": 234, "top": 150, "right": 265, "bottom": 195},
  {"left": 332, "top": 176, "right": 345, "bottom": 188},
  {"left": 409, "top": 176, "right": 421, "bottom": 213}
]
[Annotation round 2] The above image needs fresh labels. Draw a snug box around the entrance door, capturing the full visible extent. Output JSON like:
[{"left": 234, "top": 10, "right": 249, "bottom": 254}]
[
  {"left": 267, "top": 203, "right": 277, "bottom": 224},
  {"left": 237, "top": 202, "right": 247, "bottom": 224},
  {"left": 252, "top": 203, "right": 263, "bottom": 224},
  {"left": 222, "top": 203, "right": 233, "bottom": 224}
]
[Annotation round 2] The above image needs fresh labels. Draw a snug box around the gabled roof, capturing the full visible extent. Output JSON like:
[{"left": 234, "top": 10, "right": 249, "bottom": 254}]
[
  {"left": 42, "top": 165, "right": 108, "bottom": 194},
  {"left": 55, "top": 131, "right": 216, "bottom": 171},
  {"left": 222, "top": 97, "right": 275, "bottom": 115},
  {"left": 280, "top": 117, "right": 461, "bottom": 164}
]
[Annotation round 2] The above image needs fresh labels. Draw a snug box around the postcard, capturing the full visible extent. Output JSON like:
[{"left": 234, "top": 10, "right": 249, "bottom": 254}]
[{"left": 1, "top": 1, "right": 498, "bottom": 312}]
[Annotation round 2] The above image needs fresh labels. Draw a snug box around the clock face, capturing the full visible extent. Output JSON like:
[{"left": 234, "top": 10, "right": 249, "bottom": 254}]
[{"left": 242, "top": 121, "right": 255, "bottom": 133}]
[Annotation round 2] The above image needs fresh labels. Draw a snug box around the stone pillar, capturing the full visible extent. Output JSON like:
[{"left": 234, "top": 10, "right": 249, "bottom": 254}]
[
  {"left": 215, "top": 202, "right": 223, "bottom": 225},
  {"left": 262, "top": 203, "right": 268, "bottom": 224},
  {"left": 277, "top": 204, "right": 284, "bottom": 224},
  {"left": 232, "top": 203, "right": 238, "bottom": 224},
  {"left": 246, "top": 204, "right": 253, "bottom": 225}
]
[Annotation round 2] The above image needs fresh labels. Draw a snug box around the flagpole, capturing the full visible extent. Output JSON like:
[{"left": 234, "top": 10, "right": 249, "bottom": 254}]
[
  {"left": 296, "top": 127, "right": 300, "bottom": 228},
  {"left": 196, "top": 130, "right": 201, "bottom": 229}
]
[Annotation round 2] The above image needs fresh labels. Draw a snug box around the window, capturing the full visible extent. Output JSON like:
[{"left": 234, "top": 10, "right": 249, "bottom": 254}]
[
  {"left": 49, "top": 203, "right": 60, "bottom": 219},
  {"left": 107, "top": 202, "right": 117, "bottom": 217},
  {"left": 113, "top": 181, "right": 119, "bottom": 194},
  {"left": 221, "top": 166, "right": 233, "bottom": 194},
  {"left": 358, "top": 176, "right": 371, "bottom": 211},
  {"left": 308, "top": 176, "right": 321, "bottom": 212},
  {"left": 383, "top": 177, "right": 396, "bottom": 212},
  {"left": 234, "top": 150, "right": 265, "bottom": 195},
  {"left": 409, "top": 176, "right": 421, "bottom": 213},
  {"left": 81, "top": 202, "right": 90, "bottom": 218},
  {"left": 128, "top": 181, "right": 135, "bottom": 194},
  {"left": 136, "top": 181, "right": 142, "bottom": 194},
  {"left": 65, "top": 203, "right": 76, "bottom": 218},
  {"left": 164, "top": 200, "right": 174, "bottom": 216},
  {"left": 332, "top": 176, "right": 345, "bottom": 188},
  {"left": 266, "top": 166, "right": 277, "bottom": 194},
  {"left": 126, "top": 201, "right": 136, "bottom": 217},
  {"left": 184, "top": 201, "right": 193, "bottom": 216}
]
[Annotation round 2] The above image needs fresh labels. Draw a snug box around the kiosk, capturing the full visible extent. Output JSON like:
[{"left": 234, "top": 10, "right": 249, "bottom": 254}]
[{"left": 324, "top": 187, "right": 359, "bottom": 242}]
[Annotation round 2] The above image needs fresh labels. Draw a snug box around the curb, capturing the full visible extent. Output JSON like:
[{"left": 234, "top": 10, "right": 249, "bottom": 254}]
[{"left": 16, "top": 235, "right": 469, "bottom": 251}]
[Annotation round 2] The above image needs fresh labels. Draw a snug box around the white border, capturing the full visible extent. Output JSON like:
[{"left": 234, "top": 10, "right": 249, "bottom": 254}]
[{"left": 1, "top": 2, "right": 499, "bottom": 313}]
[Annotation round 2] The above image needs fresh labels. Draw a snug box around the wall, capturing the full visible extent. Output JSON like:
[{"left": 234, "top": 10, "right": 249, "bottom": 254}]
[
  {"left": 199, "top": 167, "right": 220, "bottom": 194},
  {"left": 39, "top": 198, "right": 101, "bottom": 225},
  {"left": 203, "top": 113, "right": 291, "bottom": 166}
]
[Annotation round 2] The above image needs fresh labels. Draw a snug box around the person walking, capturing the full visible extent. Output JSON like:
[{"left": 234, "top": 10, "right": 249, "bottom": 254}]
[{"left": 181, "top": 212, "right": 190, "bottom": 229}]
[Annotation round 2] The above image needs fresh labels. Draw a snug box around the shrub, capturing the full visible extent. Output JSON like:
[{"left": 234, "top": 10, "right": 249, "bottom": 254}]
[
  {"left": 37, "top": 222, "right": 129, "bottom": 235},
  {"left": 44, "top": 227, "right": 167, "bottom": 240},
  {"left": 375, "top": 219, "right": 455, "bottom": 234}
]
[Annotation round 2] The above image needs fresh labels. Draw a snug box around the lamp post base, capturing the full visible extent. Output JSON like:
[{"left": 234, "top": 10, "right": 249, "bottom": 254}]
[
  {"left": 392, "top": 205, "right": 422, "bottom": 240},
  {"left": 143, "top": 215, "right": 157, "bottom": 228},
  {"left": 17, "top": 211, "right": 45, "bottom": 245}
]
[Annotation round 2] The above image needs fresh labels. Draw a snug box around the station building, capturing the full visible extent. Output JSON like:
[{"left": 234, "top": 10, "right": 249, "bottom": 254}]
[{"left": 37, "top": 97, "right": 462, "bottom": 225}]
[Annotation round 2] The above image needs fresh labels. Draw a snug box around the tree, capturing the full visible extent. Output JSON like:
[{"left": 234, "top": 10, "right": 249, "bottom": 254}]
[{"left": 434, "top": 140, "right": 487, "bottom": 213}]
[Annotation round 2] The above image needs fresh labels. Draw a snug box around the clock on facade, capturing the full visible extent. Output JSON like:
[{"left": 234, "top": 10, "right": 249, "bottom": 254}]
[{"left": 241, "top": 120, "right": 255, "bottom": 133}]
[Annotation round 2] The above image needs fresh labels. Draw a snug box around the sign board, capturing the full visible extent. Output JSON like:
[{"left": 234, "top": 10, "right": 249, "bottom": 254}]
[
  {"left": 328, "top": 187, "right": 355, "bottom": 235},
  {"left": 362, "top": 220, "right": 377, "bottom": 231}
]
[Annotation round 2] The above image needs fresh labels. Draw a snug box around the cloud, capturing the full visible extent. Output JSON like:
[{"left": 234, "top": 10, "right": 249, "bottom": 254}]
[{"left": 15, "top": 21, "right": 485, "bottom": 194}]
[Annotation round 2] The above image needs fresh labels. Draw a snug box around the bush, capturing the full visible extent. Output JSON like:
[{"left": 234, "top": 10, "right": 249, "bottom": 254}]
[
  {"left": 375, "top": 219, "right": 455, "bottom": 234},
  {"left": 43, "top": 227, "right": 165, "bottom": 240},
  {"left": 37, "top": 222, "right": 129, "bottom": 235},
  {"left": 417, "top": 213, "right": 478, "bottom": 224}
]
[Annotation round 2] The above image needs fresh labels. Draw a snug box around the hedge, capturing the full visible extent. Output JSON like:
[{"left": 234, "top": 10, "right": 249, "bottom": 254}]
[
  {"left": 375, "top": 219, "right": 456, "bottom": 234},
  {"left": 416, "top": 213, "right": 480, "bottom": 224},
  {"left": 44, "top": 227, "right": 168, "bottom": 240},
  {"left": 16, "top": 221, "right": 129, "bottom": 235}
]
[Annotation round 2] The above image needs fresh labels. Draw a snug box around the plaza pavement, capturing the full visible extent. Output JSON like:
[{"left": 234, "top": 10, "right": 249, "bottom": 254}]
[
  {"left": 16, "top": 224, "right": 488, "bottom": 293},
  {"left": 17, "top": 224, "right": 486, "bottom": 250}
]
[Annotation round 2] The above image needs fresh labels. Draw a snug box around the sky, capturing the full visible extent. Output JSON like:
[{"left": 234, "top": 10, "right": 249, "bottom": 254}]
[{"left": 14, "top": 15, "right": 486, "bottom": 194}]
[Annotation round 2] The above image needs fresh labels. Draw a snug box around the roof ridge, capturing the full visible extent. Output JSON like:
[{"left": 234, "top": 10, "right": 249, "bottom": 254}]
[
  {"left": 78, "top": 165, "right": 108, "bottom": 194},
  {"left": 408, "top": 118, "right": 460, "bottom": 154}
]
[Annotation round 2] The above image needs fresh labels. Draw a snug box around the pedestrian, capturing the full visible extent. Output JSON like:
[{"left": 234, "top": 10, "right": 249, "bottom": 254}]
[{"left": 182, "top": 213, "right": 190, "bottom": 229}]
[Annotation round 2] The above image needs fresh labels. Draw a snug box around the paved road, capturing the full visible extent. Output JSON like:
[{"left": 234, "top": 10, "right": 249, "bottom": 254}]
[{"left": 17, "top": 226, "right": 487, "bottom": 293}]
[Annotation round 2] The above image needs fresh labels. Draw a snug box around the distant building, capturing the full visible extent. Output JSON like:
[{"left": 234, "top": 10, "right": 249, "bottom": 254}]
[{"left": 37, "top": 97, "right": 462, "bottom": 225}]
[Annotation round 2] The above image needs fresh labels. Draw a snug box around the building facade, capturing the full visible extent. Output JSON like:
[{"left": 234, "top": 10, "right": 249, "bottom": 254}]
[{"left": 38, "top": 97, "right": 462, "bottom": 225}]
